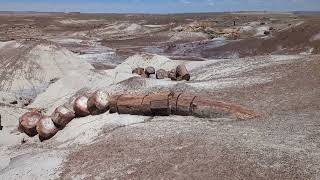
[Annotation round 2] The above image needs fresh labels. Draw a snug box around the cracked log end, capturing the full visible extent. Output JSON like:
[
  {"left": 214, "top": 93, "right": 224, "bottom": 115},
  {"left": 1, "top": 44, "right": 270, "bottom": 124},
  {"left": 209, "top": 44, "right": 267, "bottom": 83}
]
[
  {"left": 19, "top": 112, "right": 43, "bottom": 137},
  {"left": 73, "top": 96, "right": 90, "bottom": 117},
  {"left": 36, "top": 116, "right": 59, "bottom": 141},
  {"left": 87, "top": 90, "right": 110, "bottom": 115},
  {"left": 51, "top": 105, "right": 76, "bottom": 128}
]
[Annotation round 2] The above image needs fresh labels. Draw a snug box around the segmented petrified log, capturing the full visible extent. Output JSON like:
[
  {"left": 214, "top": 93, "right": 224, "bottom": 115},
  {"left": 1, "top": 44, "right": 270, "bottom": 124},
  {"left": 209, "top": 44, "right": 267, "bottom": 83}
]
[
  {"left": 156, "top": 69, "right": 168, "bottom": 79},
  {"left": 168, "top": 69, "right": 177, "bottom": 81},
  {"left": 73, "top": 96, "right": 90, "bottom": 117},
  {"left": 87, "top": 90, "right": 110, "bottom": 115},
  {"left": 145, "top": 66, "right": 155, "bottom": 76},
  {"left": 176, "top": 65, "right": 190, "bottom": 81},
  {"left": 19, "top": 112, "right": 43, "bottom": 137},
  {"left": 51, "top": 105, "right": 75, "bottom": 128},
  {"left": 132, "top": 67, "right": 145, "bottom": 75},
  {"left": 108, "top": 91, "right": 259, "bottom": 120},
  {"left": 36, "top": 116, "right": 59, "bottom": 141}
]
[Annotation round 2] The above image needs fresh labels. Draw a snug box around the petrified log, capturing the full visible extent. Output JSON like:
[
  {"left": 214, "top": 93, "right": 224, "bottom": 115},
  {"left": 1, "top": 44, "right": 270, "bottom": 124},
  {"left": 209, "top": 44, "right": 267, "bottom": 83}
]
[
  {"left": 87, "top": 90, "right": 110, "bottom": 115},
  {"left": 168, "top": 69, "right": 177, "bottom": 81},
  {"left": 132, "top": 67, "right": 145, "bottom": 75},
  {"left": 51, "top": 105, "right": 75, "bottom": 128},
  {"left": 145, "top": 66, "right": 155, "bottom": 76},
  {"left": 73, "top": 96, "right": 90, "bottom": 117},
  {"left": 108, "top": 91, "right": 259, "bottom": 120},
  {"left": 156, "top": 69, "right": 168, "bottom": 79},
  {"left": 19, "top": 112, "right": 43, "bottom": 137},
  {"left": 36, "top": 116, "right": 59, "bottom": 141},
  {"left": 176, "top": 65, "right": 190, "bottom": 81}
]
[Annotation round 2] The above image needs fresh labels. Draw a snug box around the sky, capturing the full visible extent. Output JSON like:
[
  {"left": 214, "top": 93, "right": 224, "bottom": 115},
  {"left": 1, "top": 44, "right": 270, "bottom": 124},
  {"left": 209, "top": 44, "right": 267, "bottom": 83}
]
[{"left": 0, "top": 0, "right": 319, "bottom": 13}]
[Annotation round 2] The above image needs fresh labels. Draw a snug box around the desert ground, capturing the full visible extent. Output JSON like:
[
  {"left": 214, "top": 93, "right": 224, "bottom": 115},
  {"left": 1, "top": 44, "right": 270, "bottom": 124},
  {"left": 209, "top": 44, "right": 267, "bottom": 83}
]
[{"left": 0, "top": 12, "right": 320, "bottom": 179}]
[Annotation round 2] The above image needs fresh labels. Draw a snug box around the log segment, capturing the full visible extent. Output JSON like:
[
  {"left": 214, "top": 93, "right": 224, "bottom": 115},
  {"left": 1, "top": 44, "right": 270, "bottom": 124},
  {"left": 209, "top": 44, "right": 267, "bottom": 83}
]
[
  {"left": 73, "top": 96, "right": 90, "bottom": 117},
  {"left": 36, "top": 116, "right": 59, "bottom": 141},
  {"left": 51, "top": 105, "right": 75, "bottom": 128},
  {"left": 87, "top": 90, "right": 110, "bottom": 115},
  {"left": 19, "top": 112, "right": 43, "bottom": 137}
]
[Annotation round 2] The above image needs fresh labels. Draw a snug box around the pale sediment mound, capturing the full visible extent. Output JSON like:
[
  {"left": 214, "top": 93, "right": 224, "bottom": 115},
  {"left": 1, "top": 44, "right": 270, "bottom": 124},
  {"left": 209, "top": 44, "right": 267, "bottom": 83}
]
[{"left": 0, "top": 41, "right": 92, "bottom": 98}]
